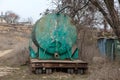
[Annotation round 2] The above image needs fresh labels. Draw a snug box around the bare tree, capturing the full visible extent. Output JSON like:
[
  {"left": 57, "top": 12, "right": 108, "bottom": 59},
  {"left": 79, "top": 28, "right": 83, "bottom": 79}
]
[
  {"left": 89, "top": 0, "right": 120, "bottom": 40},
  {"left": 4, "top": 11, "right": 19, "bottom": 24},
  {"left": 61, "top": 0, "right": 101, "bottom": 29},
  {"left": 60, "top": 0, "right": 120, "bottom": 40},
  {"left": 27, "top": 17, "right": 33, "bottom": 24}
]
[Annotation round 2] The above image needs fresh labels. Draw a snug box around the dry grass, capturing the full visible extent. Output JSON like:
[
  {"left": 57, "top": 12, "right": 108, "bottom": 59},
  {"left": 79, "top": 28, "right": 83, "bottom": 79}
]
[
  {"left": 78, "top": 27, "right": 100, "bottom": 62},
  {"left": 0, "top": 25, "right": 120, "bottom": 80},
  {"left": 88, "top": 61, "right": 120, "bottom": 80},
  {"left": 0, "top": 66, "right": 88, "bottom": 80},
  {"left": 0, "top": 40, "right": 29, "bottom": 66},
  {"left": 0, "top": 34, "right": 16, "bottom": 50},
  {"left": 0, "top": 30, "right": 29, "bottom": 66}
]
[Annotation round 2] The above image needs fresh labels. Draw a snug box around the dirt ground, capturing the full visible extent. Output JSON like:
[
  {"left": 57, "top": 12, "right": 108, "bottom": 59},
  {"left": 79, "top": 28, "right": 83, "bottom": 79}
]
[
  {"left": 0, "top": 25, "right": 120, "bottom": 80},
  {"left": 0, "top": 33, "right": 89, "bottom": 80},
  {"left": 0, "top": 66, "right": 88, "bottom": 80}
]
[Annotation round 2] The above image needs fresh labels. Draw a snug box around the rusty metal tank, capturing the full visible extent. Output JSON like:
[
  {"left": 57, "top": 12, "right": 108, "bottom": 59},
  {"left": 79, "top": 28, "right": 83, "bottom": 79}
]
[{"left": 29, "top": 13, "right": 78, "bottom": 60}]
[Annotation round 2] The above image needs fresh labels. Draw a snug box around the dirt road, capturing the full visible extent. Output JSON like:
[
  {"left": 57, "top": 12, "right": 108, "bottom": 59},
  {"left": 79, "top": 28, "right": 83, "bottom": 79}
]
[{"left": 0, "top": 49, "right": 13, "bottom": 58}]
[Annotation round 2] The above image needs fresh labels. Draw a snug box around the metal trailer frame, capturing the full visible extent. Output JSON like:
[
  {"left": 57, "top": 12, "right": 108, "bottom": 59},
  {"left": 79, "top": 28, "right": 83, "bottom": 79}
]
[{"left": 29, "top": 58, "right": 88, "bottom": 74}]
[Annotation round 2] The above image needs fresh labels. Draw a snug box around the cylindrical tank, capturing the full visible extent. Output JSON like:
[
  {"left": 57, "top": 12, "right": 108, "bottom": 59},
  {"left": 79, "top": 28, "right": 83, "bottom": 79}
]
[{"left": 32, "top": 13, "right": 77, "bottom": 56}]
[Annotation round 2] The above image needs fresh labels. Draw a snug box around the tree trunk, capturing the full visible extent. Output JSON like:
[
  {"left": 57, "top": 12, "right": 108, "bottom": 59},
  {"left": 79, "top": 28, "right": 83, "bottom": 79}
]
[{"left": 90, "top": 0, "right": 120, "bottom": 40}]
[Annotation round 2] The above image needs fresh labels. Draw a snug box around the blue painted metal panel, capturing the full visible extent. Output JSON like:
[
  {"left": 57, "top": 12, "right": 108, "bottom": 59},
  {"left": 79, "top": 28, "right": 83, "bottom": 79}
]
[
  {"left": 97, "top": 38, "right": 106, "bottom": 56},
  {"left": 97, "top": 37, "right": 120, "bottom": 61}
]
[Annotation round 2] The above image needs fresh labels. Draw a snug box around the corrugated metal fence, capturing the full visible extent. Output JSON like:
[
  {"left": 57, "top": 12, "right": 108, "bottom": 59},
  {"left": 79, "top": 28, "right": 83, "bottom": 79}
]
[{"left": 97, "top": 37, "right": 120, "bottom": 61}]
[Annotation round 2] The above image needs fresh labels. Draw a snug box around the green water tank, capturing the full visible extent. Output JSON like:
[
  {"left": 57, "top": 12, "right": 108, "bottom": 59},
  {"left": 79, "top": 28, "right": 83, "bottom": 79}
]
[{"left": 29, "top": 13, "right": 78, "bottom": 60}]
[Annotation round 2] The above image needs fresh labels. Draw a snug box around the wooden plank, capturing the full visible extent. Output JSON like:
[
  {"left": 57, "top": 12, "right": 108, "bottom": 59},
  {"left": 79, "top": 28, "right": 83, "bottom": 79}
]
[{"left": 30, "top": 59, "right": 87, "bottom": 64}]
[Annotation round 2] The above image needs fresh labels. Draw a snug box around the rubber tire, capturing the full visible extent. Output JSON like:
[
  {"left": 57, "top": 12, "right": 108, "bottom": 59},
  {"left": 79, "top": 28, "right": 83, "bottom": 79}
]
[
  {"left": 67, "top": 69, "right": 74, "bottom": 74},
  {"left": 78, "top": 69, "right": 84, "bottom": 74},
  {"left": 46, "top": 69, "right": 52, "bottom": 74}
]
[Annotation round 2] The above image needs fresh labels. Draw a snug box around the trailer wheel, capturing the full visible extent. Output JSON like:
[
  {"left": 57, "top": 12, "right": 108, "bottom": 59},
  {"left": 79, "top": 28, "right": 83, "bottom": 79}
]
[
  {"left": 35, "top": 69, "right": 39, "bottom": 74},
  {"left": 38, "top": 69, "right": 42, "bottom": 74},
  {"left": 67, "top": 69, "right": 74, "bottom": 74},
  {"left": 35, "top": 69, "right": 42, "bottom": 74},
  {"left": 46, "top": 69, "right": 52, "bottom": 74},
  {"left": 78, "top": 69, "right": 84, "bottom": 74}
]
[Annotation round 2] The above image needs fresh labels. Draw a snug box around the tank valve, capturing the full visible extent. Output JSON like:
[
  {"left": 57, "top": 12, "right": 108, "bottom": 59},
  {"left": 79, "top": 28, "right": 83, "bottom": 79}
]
[{"left": 54, "top": 53, "right": 59, "bottom": 59}]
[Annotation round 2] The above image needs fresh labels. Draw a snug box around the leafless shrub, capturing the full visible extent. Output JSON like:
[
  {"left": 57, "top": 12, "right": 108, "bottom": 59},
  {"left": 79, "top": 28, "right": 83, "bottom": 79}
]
[
  {"left": 77, "top": 26, "right": 100, "bottom": 62},
  {"left": 88, "top": 62, "right": 120, "bottom": 80}
]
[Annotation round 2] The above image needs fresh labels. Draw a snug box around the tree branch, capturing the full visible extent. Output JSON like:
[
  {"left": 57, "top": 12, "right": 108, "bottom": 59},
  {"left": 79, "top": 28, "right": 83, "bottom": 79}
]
[
  {"left": 104, "top": 0, "right": 120, "bottom": 37},
  {"left": 74, "top": 0, "right": 90, "bottom": 13},
  {"left": 89, "top": 0, "right": 113, "bottom": 27},
  {"left": 118, "top": 0, "right": 120, "bottom": 5}
]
